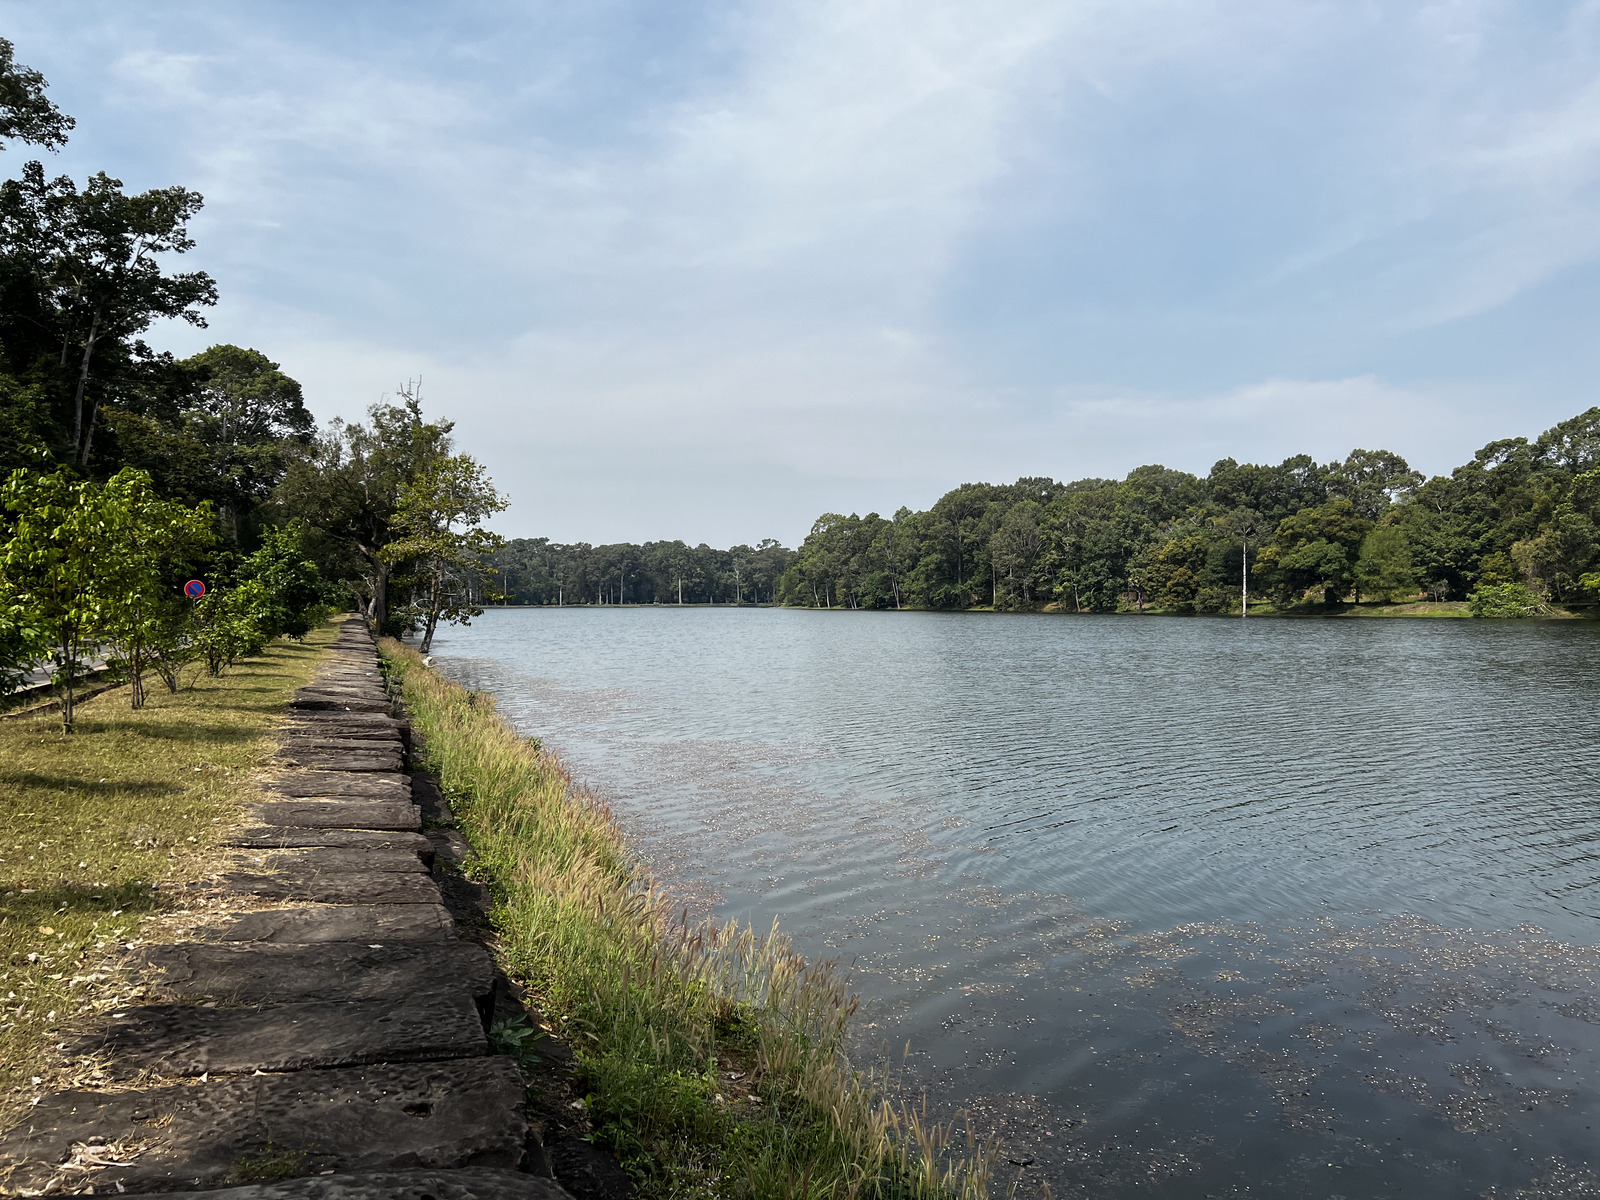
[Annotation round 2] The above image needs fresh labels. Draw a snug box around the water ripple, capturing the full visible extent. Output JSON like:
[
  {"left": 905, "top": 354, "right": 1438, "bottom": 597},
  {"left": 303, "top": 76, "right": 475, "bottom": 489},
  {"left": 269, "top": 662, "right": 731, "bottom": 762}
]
[{"left": 432, "top": 609, "right": 1600, "bottom": 1199}]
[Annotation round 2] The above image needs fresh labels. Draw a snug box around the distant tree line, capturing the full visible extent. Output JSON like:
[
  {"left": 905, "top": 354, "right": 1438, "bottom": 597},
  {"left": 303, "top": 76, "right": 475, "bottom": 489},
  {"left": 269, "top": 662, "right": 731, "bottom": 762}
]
[
  {"left": 777, "top": 407, "right": 1600, "bottom": 615},
  {"left": 489, "top": 538, "right": 795, "bottom": 605}
]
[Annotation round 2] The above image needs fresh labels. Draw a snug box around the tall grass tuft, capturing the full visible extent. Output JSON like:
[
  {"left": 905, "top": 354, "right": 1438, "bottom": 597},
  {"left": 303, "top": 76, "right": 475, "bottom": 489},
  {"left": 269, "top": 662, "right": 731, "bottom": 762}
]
[{"left": 380, "top": 640, "right": 997, "bottom": 1200}]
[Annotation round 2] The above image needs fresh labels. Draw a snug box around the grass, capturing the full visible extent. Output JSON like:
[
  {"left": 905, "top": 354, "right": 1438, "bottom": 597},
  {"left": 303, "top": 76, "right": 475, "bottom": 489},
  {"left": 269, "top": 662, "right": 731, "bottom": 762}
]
[
  {"left": 1340, "top": 600, "right": 1473, "bottom": 618},
  {"left": 0, "top": 622, "right": 337, "bottom": 1124},
  {"left": 379, "top": 639, "right": 997, "bottom": 1200}
]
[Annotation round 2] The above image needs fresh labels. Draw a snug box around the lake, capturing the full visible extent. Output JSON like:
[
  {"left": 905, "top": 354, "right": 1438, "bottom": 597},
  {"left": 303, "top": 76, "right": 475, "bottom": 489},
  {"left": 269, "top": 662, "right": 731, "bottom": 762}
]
[{"left": 430, "top": 607, "right": 1600, "bottom": 1199}]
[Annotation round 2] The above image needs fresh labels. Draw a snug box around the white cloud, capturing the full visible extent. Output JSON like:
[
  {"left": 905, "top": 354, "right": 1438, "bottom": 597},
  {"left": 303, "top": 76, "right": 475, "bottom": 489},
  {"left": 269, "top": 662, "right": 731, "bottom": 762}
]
[{"left": 8, "top": 0, "right": 1600, "bottom": 545}]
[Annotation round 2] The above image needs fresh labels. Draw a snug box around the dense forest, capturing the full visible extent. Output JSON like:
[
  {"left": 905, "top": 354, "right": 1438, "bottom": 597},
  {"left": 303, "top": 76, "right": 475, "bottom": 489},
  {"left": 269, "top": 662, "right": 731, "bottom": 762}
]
[
  {"left": 775, "top": 408, "right": 1600, "bottom": 614},
  {"left": 497, "top": 408, "right": 1600, "bottom": 618},
  {"left": 0, "top": 38, "right": 505, "bottom": 697},
  {"left": 489, "top": 538, "right": 795, "bottom": 606}
]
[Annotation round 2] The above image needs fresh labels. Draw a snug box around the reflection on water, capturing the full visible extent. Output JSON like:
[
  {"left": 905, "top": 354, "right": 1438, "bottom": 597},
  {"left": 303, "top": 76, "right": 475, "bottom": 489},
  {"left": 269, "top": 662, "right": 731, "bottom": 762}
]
[{"left": 431, "top": 608, "right": 1600, "bottom": 1198}]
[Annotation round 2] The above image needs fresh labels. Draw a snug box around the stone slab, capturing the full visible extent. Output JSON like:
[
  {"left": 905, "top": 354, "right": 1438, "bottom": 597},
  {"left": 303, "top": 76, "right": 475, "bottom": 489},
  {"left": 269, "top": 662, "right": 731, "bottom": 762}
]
[
  {"left": 225, "top": 829, "right": 433, "bottom": 857},
  {"left": 290, "top": 695, "right": 392, "bottom": 714},
  {"left": 250, "top": 802, "right": 421, "bottom": 832},
  {"left": 278, "top": 729, "right": 406, "bottom": 749},
  {"left": 131, "top": 940, "right": 494, "bottom": 1003},
  {"left": 269, "top": 751, "right": 407, "bottom": 773},
  {"left": 276, "top": 737, "right": 407, "bottom": 754},
  {"left": 0, "top": 1059, "right": 529, "bottom": 1193},
  {"left": 262, "top": 772, "right": 412, "bottom": 800},
  {"left": 104, "top": 1169, "right": 569, "bottom": 1200},
  {"left": 281, "top": 715, "right": 410, "bottom": 754},
  {"left": 292, "top": 694, "right": 390, "bottom": 710},
  {"left": 284, "top": 711, "right": 405, "bottom": 728},
  {"left": 77, "top": 991, "right": 488, "bottom": 1078},
  {"left": 232, "top": 847, "right": 430, "bottom": 874},
  {"left": 219, "top": 869, "right": 443, "bottom": 905},
  {"left": 194, "top": 905, "right": 456, "bottom": 944}
]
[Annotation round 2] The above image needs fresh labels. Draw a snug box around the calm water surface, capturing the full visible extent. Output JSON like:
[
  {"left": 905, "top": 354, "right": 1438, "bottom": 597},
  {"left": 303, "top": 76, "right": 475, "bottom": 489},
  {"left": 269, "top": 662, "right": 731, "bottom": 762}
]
[{"left": 432, "top": 609, "right": 1600, "bottom": 1199}]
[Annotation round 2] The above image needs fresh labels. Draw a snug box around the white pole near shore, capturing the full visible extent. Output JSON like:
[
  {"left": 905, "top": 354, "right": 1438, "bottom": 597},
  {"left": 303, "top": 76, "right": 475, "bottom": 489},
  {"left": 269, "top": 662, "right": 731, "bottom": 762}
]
[{"left": 1242, "top": 536, "right": 1248, "bottom": 618}]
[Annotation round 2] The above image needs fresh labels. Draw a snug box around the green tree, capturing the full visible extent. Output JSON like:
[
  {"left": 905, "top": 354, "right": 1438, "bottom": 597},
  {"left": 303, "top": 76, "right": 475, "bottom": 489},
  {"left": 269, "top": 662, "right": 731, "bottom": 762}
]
[
  {"left": 1353, "top": 525, "right": 1418, "bottom": 603},
  {"left": 1330, "top": 449, "right": 1423, "bottom": 519},
  {"left": 278, "top": 386, "right": 453, "bottom": 634},
  {"left": 989, "top": 501, "right": 1043, "bottom": 608},
  {"left": 1468, "top": 582, "right": 1548, "bottom": 618},
  {"left": 192, "top": 579, "right": 274, "bottom": 675},
  {"left": 1256, "top": 499, "right": 1372, "bottom": 605},
  {"left": 0, "top": 163, "right": 217, "bottom": 468},
  {"left": 1136, "top": 529, "right": 1209, "bottom": 612},
  {"left": 0, "top": 467, "right": 104, "bottom": 728},
  {"left": 109, "top": 344, "right": 313, "bottom": 544},
  {"left": 383, "top": 452, "right": 506, "bottom": 652},
  {"left": 236, "top": 522, "right": 330, "bottom": 639},
  {"left": 0, "top": 39, "right": 73, "bottom": 151},
  {"left": 95, "top": 468, "right": 214, "bottom": 707}
]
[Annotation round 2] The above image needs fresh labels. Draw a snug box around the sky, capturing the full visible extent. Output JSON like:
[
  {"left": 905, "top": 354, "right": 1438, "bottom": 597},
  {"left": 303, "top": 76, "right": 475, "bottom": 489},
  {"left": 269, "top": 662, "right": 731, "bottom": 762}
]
[{"left": 5, "top": 1, "right": 1600, "bottom": 545}]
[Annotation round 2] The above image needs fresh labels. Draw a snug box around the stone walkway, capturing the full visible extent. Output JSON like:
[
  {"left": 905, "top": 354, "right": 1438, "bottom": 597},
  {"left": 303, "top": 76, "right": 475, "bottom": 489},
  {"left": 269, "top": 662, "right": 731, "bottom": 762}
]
[{"left": 0, "top": 619, "right": 576, "bottom": 1200}]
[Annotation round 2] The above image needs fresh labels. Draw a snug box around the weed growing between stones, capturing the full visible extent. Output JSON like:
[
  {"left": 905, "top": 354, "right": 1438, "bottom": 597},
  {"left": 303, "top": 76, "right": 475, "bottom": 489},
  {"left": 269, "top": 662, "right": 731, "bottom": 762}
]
[{"left": 380, "top": 640, "right": 998, "bottom": 1200}]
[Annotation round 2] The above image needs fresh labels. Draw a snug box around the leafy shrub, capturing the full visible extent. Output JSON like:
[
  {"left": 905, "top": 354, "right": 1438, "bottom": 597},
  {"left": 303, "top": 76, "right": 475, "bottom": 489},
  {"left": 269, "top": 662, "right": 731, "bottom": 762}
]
[
  {"left": 236, "top": 522, "right": 333, "bottom": 639},
  {"left": 193, "top": 580, "right": 274, "bottom": 674},
  {"left": 1467, "top": 582, "right": 1549, "bottom": 618}
]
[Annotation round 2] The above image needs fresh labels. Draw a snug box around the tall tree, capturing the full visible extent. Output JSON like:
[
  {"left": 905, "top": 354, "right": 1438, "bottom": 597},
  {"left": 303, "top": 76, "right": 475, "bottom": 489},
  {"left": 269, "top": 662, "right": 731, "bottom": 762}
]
[
  {"left": 181, "top": 344, "right": 312, "bottom": 540},
  {"left": 0, "top": 164, "right": 217, "bottom": 468},
  {"left": 278, "top": 386, "right": 453, "bottom": 633},
  {"left": 383, "top": 452, "right": 506, "bottom": 652}
]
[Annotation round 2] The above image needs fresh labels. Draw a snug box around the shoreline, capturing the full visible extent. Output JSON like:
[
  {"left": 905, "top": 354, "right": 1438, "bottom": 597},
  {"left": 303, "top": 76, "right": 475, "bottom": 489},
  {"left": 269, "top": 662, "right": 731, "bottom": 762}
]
[{"left": 476, "top": 601, "right": 1599, "bottom": 620}]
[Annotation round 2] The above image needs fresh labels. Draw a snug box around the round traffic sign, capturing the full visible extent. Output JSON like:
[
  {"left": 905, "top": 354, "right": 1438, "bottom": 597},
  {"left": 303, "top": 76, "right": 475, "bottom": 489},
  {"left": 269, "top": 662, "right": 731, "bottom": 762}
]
[{"left": 184, "top": 579, "right": 206, "bottom": 599}]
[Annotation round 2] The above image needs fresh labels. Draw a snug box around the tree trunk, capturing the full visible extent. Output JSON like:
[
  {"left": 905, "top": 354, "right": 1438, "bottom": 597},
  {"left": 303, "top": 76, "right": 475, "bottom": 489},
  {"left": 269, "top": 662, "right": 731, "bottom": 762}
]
[
  {"left": 79, "top": 395, "right": 102, "bottom": 468},
  {"left": 420, "top": 570, "right": 442, "bottom": 652},
  {"left": 368, "top": 557, "right": 390, "bottom": 634},
  {"left": 57, "top": 635, "right": 76, "bottom": 733},
  {"left": 71, "top": 310, "right": 100, "bottom": 463}
]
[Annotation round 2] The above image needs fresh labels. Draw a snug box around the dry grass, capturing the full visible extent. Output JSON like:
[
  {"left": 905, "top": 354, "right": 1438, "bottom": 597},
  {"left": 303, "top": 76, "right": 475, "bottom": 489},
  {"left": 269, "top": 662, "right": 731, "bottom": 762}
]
[
  {"left": 380, "top": 640, "right": 998, "bottom": 1200},
  {"left": 0, "top": 622, "right": 337, "bottom": 1125}
]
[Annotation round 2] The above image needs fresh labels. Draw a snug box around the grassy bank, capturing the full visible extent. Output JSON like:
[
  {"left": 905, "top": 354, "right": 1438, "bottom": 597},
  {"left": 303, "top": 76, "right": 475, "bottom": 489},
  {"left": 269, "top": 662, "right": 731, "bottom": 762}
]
[
  {"left": 379, "top": 640, "right": 993, "bottom": 1200},
  {"left": 0, "top": 623, "right": 337, "bottom": 1122}
]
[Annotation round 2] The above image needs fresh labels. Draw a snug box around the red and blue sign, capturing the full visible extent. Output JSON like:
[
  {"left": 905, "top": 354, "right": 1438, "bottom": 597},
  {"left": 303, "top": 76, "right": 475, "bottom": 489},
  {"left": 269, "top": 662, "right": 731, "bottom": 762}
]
[{"left": 184, "top": 579, "right": 206, "bottom": 599}]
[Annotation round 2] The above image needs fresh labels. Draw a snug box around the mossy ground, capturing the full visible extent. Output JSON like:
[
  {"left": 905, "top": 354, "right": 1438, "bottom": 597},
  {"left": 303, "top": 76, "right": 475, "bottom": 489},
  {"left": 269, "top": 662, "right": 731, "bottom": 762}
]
[{"left": 0, "top": 623, "right": 336, "bottom": 1124}]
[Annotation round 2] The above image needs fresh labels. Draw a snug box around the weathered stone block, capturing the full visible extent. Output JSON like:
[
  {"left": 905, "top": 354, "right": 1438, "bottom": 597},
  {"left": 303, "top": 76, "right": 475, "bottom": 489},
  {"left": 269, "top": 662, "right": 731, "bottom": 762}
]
[
  {"left": 77, "top": 992, "right": 488, "bottom": 1078},
  {"left": 232, "top": 846, "right": 429, "bottom": 874},
  {"left": 225, "top": 829, "right": 433, "bottom": 857},
  {"left": 131, "top": 940, "right": 494, "bottom": 1003},
  {"left": 250, "top": 802, "right": 421, "bottom": 832},
  {"left": 195, "top": 905, "right": 456, "bottom": 944},
  {"left": 0, "top": 1059, "right": 529, "bottom": 1194},
  {"left": 290, "top": 695, "right": 392, "bottom": 714},
  {"left": 270, "top": 751, "right": 407, "bottom": 773},
  {"left": 262, "top": 772, "right": 411, "bottom": 800},
  {"left": 219, "top": 869, "right": 443, "bottom": 905},
  {"left": 276, "top": 737, "right": 406, "bottom": 754}
]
